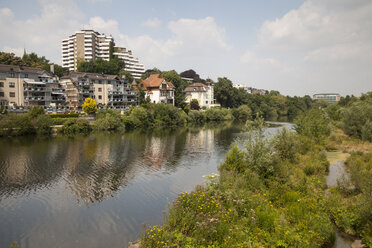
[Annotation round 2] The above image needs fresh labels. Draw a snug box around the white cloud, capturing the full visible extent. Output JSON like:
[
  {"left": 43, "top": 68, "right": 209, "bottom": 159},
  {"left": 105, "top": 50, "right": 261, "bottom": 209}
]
[
  {"left": 141, "top": 18, "right": 161, "bottom": 29},
  {"left": 0, "top": 0, "right": 83, "bottom": 63},
  {"left": 239, "top": 0, "right": 372, "bottom": 96}
]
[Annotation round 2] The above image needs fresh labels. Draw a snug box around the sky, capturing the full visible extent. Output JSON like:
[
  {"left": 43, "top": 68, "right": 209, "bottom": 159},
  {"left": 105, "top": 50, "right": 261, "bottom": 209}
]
[{"left": 0, "top": 0, "right": 371, "bottom": 96}]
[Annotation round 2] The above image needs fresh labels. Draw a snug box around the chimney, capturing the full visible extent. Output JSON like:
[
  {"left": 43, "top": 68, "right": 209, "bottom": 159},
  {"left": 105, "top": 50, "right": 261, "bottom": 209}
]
[{"left": 50, "top": 64, "right": 54, "bottom": 74}]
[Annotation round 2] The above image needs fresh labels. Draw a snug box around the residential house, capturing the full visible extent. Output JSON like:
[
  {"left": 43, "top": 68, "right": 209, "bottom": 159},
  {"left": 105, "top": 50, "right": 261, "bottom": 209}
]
[
  {"left": 60, "top": 72, "right": 137, "bottom": 111},
  {"left": 136, "top": 74, "right": 175, "bottom": 105},
  {"left": 0, "top": 64, "right": 59, "bottom": 108},
  {"left": 184, "top": 82, "right": 219, "bottom": 108}
]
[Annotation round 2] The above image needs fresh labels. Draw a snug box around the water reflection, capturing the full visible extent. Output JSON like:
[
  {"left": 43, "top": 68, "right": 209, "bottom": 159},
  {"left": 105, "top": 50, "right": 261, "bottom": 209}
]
[{"left": 0, "top": 123, "right": 245, "bottom": 248}]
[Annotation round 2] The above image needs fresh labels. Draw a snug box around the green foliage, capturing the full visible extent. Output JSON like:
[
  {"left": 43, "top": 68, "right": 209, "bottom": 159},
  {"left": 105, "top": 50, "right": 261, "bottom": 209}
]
[
  {"left": 0, "top": 114, "right": 35, "bottom": 136},
  {"left": 214, "top": 77, "right": 235, "bottom": 108},
  {"left": 34, "top": 114, "right": 52, "bottom": 135},
  {"left": 141, "top": 120, "right": 336, "bottom": 247},
  {"left": 151, "top": 104, "right": 187, "bottom": 127},
  {"left": 205, "top": 108, "right": 231, "bottom": 121},
  {"left": 28, "top": 107, "right": 45, "bottom": 118},
  {"left": 188, "top": 110, "right": 206, "bottom": 124},
  {"left": 272, "top": 128, "right": 298, "bottom": 163},
  {"left": 119, "top": 70, "right": 133, "bottom": 83},
  {"left": 0, "top": 52, "right": 25, "bottom": 65},
  {"left": 61, "top": 119, "right": 92, "bottom": 136},
  {"left": 130, "top": 106, "right": 154, "bottom": 128},
  {"left": 82, "top": 98, "right": 97, "bottom": 114},
  {"left": 294, "top": 109, "right": 331, "bottom": 142},
  {"left": 50, "top": 113, "right": 79, "bottom": 118},
  {"left": 77, "top": 58, "right": 124, "bottom": 75},
  {"left": 189, "top": 99, "right": 200, "bottom": 110},
  {"left": 328, "top": 152, "right": 372, "bottom": 245},
  {"left": 341, "top": 100, "right": 372, "bottom": 140},
  {"left": 93, "top": 110, "right": 124, "bottom": 131},
  {"left": 161, "top": 70, "right": 190, "bottom": 108},
  {"left": 232, "top": 105, "right": 252, "bottom": 121},
  {"left": 361, "top": 121, "right": 372, "bottom": 142}
]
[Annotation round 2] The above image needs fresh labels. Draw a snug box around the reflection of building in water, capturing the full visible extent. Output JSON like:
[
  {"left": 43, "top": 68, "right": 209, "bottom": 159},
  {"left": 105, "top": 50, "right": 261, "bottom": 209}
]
[
  {"left": 64, "top": 136, "right": 139, "bottom": 205},
  {"left": 143, "top": 135, "right": 176, "bottom": 168},
  {"left": 185, "top": 129, "right": 215, "bottom": 155},
  {"left": 4, "top": 147, "right": 30, "bottom": 183}
]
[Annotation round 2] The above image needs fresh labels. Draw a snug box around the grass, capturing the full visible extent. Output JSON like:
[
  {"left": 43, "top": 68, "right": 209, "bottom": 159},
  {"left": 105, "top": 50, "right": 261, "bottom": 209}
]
[{"left": 140, "top": 120, "right": 336, "bottom": 247}]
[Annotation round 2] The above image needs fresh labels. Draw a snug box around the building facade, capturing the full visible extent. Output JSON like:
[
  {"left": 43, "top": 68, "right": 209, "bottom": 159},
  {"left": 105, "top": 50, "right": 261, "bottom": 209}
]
[
  {"left": 136, "top": 74, "right": 175, "bottom": 105},
  {"left": 62, "top": 30, "right": 114, "bottom": 71},
  {"left": 313, "top": 93, "right": 341, "bottom": 104},
  {"left": 113, "top": 47, "right": 145, "bottom": 79},
  {"left": 60, "top": 72, "right": 137, "bottom": 110},
  {"left": 0, "top": 64, "right": 60, "bottom": 108},
  {"left": 184, "top": 82, "right": 219, "bottom": 108}
]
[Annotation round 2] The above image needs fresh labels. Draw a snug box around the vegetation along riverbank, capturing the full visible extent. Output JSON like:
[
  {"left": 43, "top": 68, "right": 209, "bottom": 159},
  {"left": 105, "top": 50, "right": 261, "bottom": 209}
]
[{"left": 139, "top": 92, "right": 372, "bottom": 247}]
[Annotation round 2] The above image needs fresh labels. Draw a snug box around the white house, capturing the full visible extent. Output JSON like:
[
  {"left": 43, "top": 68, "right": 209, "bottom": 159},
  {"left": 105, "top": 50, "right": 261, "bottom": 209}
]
[
  {"left": 137, "top": 74, "right": 175, "bottom": 105},
  {"left": 184, "top": 82, "right": 219, "bottom": 108}
]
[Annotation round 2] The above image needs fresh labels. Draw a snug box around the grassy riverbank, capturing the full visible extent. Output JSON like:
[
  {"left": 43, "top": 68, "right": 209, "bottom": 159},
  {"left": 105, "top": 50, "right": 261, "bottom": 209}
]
[
  {"left": 140, "top": 113, "right": 336, "bottom": 247},
  {"left": 139, "top": 105, "right": 372, "bottom": 247}
]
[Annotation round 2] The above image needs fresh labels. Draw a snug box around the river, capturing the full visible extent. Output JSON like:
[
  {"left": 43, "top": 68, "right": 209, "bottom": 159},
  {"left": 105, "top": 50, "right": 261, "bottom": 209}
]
[{"left": 0, "top": 122, "right": 292, "bottom": 248}]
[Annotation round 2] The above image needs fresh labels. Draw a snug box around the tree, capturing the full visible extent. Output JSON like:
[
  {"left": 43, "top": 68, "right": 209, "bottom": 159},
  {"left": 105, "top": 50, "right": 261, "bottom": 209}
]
[
  {"left": 82, "top": 98, "right": 98, "bottom": 114},
  {"left": 119, "top": 70, "right": 134, "bottom": 83},
  {"left": 161, "top": 70, "right": 190, "bottom": 108},
  {"left": 190, "top": 99, "right": 200, "bottom": 110},
  {"left": 214, "top": 77, "right": 235, "bottom": 108},
  {"left": 77, "top": 58, "right": 124, "bottom": 75},
  {"left": 136, "top": 88, "right": 146, "bottom": 105},
  {"left": 0, "top": 52, "right": 24, "bottom": 65}
]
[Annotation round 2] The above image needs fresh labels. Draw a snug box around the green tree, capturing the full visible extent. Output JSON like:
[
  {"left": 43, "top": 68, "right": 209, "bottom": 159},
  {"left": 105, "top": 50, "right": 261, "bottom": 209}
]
[
  {"left": 214, "top": 77, "right": 235, "bottom": 108},
  {"left": 0, "top": 52, "right": 24, "bottom": 65},
  {"left": 136, "top": 87, "right": 146, "bottom": 105},
  {"left": 119, "top": 70, "right": 134, "bottom": 83},
  {"left": 82, "top": 98, "right": 98, "bottom": 114},
  {"left": 161, "top": 70, "right": 190, "bottom": 108}
]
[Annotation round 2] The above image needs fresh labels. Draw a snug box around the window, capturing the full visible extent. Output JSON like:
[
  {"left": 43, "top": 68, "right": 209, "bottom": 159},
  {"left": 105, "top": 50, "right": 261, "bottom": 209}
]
[
  {"left": 98, "top": 88, "right": 102, "bottom": 92},
  {"left": 98, "top": 95, "right": 102, "bottom": 100},
  {"left": 23, "top": 73, "right": 28, "bottom": 78},
  {"left": 9, "top": 82, "right": 15, "bottom": 88},
  {"left": 0, "top": 92, "right": 4, "bottom": 97},
  {"left": 206, "top": 101, "right": 208, "bottom": 104},
  {"left": 9, "top": 92, "right": 15, "bottom": 97},
  {"left": 0, "top": 82, "right": 3, "bottom": 87},
  {"left": 140, "top": 84, "right": 143, "bottom": 88},
  {"left": 10, "top": 72, "right": 15, "bottom": 78}
]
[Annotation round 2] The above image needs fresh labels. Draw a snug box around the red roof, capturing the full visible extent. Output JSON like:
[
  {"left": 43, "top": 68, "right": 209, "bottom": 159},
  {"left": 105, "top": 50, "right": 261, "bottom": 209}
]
[{"left": 140, "top": 74, "right": 175, "bottom": 89}]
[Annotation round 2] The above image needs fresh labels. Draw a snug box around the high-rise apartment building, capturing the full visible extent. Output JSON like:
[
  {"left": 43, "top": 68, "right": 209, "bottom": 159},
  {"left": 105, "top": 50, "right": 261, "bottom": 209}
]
[
  {"left": 113, "top": 46, "right": 145, "bottom": 79},
  {"left": 61, "top": 30, "right": 114, "bottom": 71}
]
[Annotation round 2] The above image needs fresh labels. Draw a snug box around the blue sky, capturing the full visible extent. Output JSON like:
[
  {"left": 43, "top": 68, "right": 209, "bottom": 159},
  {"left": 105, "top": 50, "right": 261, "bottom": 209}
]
[{"left": 0, "top": 0, "right": 371, "bottom": 96}]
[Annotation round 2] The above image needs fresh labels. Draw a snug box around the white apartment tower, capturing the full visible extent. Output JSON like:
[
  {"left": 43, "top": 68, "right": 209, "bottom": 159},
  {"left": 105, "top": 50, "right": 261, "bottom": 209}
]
[
  {"left": 61, "top": 30, "right": 114, "bottom": 71},
  {"left": 113, "top": 47, "right": 145, "bottom": 79}
]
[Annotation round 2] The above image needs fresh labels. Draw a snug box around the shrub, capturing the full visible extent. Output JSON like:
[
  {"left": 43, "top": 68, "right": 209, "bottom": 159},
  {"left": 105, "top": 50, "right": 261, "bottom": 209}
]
[
  {"left": 28, "top": 106, "right": 45, "bottom": 118},
  {"left": 341, "top": 100, "right": 372, "bottom": 139},
  {"left": 61, "top": 119, "right": 92, "bottom": 135},
  {"left": 273, "top": 128, "right": 298, "bottom": 163},
  {"left": 131, "top": 106, "right": 153, "bottom": 128},
  {"left": 205, "top": 108, "right": 231, "bottom": 121},
  {"left": 151, "top": 104, "right": 186, "bottom": 126},
  {"left": 219, "top": 144, "right": 246, "bottom": 173},
  {"left": 93, "top": 110, "right": 124, "bottom": 131},
  {"left": 361, "top": 121, "right": 372, "bottom": 142},
  {"left": 232, "top": 105, "right": 252, "bottom": 121},
  {"left": 0, "top": 114, "right": 35, "bottom": 136},
  {"left": 50, "top": 113, "right": 79, "bottom": 118},
  {"left": 82, "top": 98, "right": 97, "bottom": 114},
  {"left": 294, "top": 109, "right": 331, "bottom": 142},
  {"left": 188, "top": 110, "right": 206, "bottom": 124},
  {"left": 34, "top": 114, "right": 52, "bottom": 135}
]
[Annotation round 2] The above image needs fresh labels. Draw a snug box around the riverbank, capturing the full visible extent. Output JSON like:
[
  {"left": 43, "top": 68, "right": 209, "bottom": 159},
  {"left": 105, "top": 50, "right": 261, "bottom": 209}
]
[{"left": 138, "top": 110, "right": 372, "bottom": 247}]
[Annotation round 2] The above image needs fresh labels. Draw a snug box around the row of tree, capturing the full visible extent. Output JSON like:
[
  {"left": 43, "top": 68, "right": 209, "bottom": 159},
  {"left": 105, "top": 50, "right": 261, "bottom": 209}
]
[{"left": 0, "top": 52, "right": 68, "bottom": 77}]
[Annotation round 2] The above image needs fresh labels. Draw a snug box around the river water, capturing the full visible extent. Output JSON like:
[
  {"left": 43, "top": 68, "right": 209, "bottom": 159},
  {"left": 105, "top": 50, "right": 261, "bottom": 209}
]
[{"left": 0, "top": 122, "right": 291, "bottom": 248}]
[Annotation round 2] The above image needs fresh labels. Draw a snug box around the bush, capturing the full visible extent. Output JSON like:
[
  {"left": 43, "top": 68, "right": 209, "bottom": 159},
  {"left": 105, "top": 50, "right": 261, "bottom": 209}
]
[
  {"left": 232, "top": 105, "right": 252, "bottom": 121},
  {"left": 361, "top": 121, "right": 372, "bottom": 142},
  {"left": 131, "top": 106, "right": 153, "bottom": 128},
  {"left": 82, "top": 98, "right": 97, "bottom": 114},
  {"left": 93, "top": 110, "right": 124, "bottom": 131},
  {"left": 61, "top": 119, "right": 92, "bottom": 135},
  {"left": 50, "top": 113, "right": 79, "bottom": 118},
  {"left": 188, "top": 110, "right": 206, "bottom": 124},
  {"left": 190, "top": 99, "right": 200, "bottom": 110},
  {"left": 34, "top": 114, "right": 52, "bottom": 135},
  {"left": 151, "top": 104, "right": 186, "bottom": 126},
  {"left": 28, "top": 107, "right": 45, "bottom": 118},
  {"left": 205, "top": 108, "right": 231, "bottom": 121},
  {"left": 0, "top": 114, "right": 35, "bottom": 136},
  {"left": 294, "top": 109, "right": 331, "bottom": 142},
  {"left": 273, "top": 128, "right": 298, "bottom": 163},
  {"left": 341, "top": 100, "right": 372, "bottom": 139}
]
